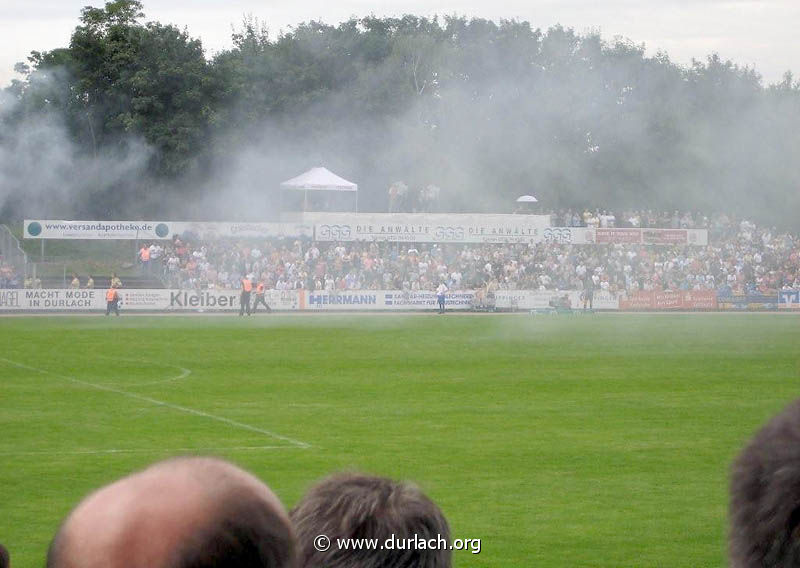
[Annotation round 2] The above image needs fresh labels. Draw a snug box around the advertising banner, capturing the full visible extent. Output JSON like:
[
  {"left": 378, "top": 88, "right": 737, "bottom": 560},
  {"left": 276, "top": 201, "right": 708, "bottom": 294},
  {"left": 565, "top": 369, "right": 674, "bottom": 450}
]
[
  {"left": 567, "top": 290, "right": 620, "bottom": 310},
  {"left": 779, "top": 290, "right": 800, "bottom": 310},
  {"left": 0, "top": 288, "right": 105, "bottom": 310},
  {"left": 680, "top": 290, "right": 718, "bottom": 310},
  {"left": 24, "top": 220, "right": 174, "bottom": 240},
  {"left": 493, "top": 289, "right": 619, "bottom": 310},
  {"left": 301, "top": 290, "right": 476, "bottom": 310},
  {"left": 542, "top": 227, "right": 708, "bottom": 246},
  {"left": 25, "top": 217, "right": 707, "bottom": 246},
  {"left": 494, "top": 290, "right": 557, "bottom": 310},
  {"left": 719, "top": 294, "right": 780, "bottom": 311},
  {"left": 170, "top": 222, "right": 313, "bottom": 240},
  {"left": 24, "top": 220, "right": 312, "bottom": 241},
  {"left": 1, "top": 288, "right": 735, "bottom": 312},
  {"left": 130, "top": 289, "right": 300, "bottom": 311},
  {"left": 312, "top": 213, "right": 550, "bottom": 244},
  {"left": 0, "top": 289, "right": 300, "bottom": 312},
  {"left": 619, "top": 290, "right": 717, "bottom": 310},
  {"left": 596, "top": 228, "right": 642, "bottom": 244}
]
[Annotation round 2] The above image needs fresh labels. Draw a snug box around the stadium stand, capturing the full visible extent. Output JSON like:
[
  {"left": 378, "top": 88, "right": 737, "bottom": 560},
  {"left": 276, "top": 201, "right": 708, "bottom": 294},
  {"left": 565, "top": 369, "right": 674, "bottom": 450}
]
[{"left": 149, "top": 212, "right": 798, "bottom": 297}]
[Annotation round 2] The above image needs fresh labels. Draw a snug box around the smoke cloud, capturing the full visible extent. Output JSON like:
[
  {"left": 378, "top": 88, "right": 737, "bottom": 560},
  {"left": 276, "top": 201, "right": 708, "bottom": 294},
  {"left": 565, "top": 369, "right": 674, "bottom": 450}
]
[{"left": 2, "top": 14, "right": 799, "bottom": 226}]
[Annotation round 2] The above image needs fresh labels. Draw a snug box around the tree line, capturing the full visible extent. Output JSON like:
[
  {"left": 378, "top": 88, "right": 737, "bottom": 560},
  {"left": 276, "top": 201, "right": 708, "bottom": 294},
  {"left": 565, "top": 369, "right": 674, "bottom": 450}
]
[{"left": 1, "top": 0, "right": 799, "bottom": 226}]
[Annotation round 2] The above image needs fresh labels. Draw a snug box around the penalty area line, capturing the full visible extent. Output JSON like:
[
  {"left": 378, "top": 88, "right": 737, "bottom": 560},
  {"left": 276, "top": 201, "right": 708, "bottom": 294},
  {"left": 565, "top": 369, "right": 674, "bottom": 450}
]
[{"left": 0, "top": 357, "right": 311, "bottom": 450}]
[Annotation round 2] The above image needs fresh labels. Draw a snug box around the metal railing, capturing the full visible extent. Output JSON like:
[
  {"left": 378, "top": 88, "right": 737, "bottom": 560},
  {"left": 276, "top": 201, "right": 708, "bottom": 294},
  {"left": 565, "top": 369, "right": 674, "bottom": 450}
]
[{"left": 0, "top": 224, "right": 28, "bottom": 279}]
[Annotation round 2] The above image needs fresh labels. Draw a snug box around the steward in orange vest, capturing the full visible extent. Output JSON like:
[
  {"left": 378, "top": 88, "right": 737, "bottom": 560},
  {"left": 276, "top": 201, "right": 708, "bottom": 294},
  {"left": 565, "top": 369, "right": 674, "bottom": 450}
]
[
  {"left": 239, "top": 277, "right": 252, "bottom": 316},
  {"left": 105, "top": 285, "right": 120, "bottom": 316},
  {"left": 252, "top": 281, "right": 272, "bottom": 314}
]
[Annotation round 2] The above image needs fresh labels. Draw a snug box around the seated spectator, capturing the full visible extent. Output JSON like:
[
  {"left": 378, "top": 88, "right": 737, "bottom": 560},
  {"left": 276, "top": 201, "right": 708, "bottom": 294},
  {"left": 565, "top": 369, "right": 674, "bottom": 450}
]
[
  {"left": 47, "top": 457, "right": 295, "bottom": 568},
  {"left": 730, "top": 398, "right": 800, "bottom": 567},
  {"left": 291, "top": 472, "right": 451, "bottom": 568}
]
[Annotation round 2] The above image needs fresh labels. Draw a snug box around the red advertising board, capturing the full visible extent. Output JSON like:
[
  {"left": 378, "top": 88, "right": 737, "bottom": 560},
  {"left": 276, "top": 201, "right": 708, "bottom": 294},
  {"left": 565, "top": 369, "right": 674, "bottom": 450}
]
[
  {"left": 595, "top": 229, "right": 641, "bottom": 244},
  {"left": 653, "top": 291, "right": 682, "bottom": 309},
  {"left": 681, "top": 290, "right": 717, "bottom": 309},
  {"left": 619, "top": 291, "right": 654, "bottom": 310}
]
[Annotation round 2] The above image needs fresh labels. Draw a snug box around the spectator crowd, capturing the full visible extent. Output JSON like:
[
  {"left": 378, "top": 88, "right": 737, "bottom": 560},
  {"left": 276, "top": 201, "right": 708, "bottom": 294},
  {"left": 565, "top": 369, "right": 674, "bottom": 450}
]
[
  {"left": 140, "top": 212, "right": 800, "bottom": 297},
  {"left": 0, "top": 258, "right": 21, "bottom": 288},
  {"left": 3, "top": 211, "right": 798, "bottom": 295}
]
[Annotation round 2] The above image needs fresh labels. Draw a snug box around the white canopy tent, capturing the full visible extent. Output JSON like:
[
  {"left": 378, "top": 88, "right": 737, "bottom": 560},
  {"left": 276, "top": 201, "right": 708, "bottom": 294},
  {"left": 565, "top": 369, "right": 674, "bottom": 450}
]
[{"left": 280, "top": 167, "right": 359, "bottom": 212}]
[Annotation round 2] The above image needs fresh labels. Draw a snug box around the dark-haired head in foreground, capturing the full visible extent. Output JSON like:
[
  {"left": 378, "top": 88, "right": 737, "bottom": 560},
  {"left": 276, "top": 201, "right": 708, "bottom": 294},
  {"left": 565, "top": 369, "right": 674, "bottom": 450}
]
[
  {"left": 0, "top": 542, "right": 9, "bottom": 568},
  {"left": 47, "top": 457, "right": 295, "bottom": 568},
  {"left": 291, "top": 473, "right": 451, "bottom": 568},
  {"left": 730, "top": 398, "right": 800, "bottom": 567}
]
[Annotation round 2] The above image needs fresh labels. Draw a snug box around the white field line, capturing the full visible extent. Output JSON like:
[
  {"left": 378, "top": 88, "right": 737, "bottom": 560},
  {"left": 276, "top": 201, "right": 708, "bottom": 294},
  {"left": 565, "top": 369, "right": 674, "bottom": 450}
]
[
  {"left": 0, "top": 357, "right": 311, "bottom": 449},
  {"left": 91, "top": 355, "right": 193, "bottom": 386},
  {"left": 0, "top": 445, "right": 297, "bottom": 456}
]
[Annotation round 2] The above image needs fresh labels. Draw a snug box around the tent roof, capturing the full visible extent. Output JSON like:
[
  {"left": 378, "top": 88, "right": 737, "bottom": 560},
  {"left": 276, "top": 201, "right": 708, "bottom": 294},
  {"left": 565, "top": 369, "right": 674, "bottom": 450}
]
[
  {"left": 516, "top": 194, "right": 538, "bottom": 203},
  {"left": 280, "top": 167, "right": 358, "bottom": 192}
]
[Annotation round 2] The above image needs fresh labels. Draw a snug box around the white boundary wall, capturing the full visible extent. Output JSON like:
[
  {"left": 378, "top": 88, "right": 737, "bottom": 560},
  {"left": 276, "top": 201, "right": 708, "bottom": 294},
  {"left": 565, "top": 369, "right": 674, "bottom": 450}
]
[{"left": 0, "top": 288, "right": 621, "bottom": 312}]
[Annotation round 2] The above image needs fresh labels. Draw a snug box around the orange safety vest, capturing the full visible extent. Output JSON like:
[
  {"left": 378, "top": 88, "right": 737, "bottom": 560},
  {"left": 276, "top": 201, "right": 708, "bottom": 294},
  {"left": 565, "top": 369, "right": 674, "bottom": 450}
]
[
  {"left": 256, "top": 283, "right": 265, "bottom": 294},
  {"left": 242, "top": 278, "right": 252, "bottom": 292},
  {"left": 141, "top": 248, "right": 150, "bottom": 261},
  {"left": 106, "top": 288, "right": 118, "bottom": 302}
]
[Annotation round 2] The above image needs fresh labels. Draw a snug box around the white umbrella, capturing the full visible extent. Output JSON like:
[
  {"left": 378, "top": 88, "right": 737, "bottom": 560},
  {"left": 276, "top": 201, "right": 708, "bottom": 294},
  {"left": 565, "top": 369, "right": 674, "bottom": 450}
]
[{"left": 516, "top": 195, "right": 538, "bottom": 203}]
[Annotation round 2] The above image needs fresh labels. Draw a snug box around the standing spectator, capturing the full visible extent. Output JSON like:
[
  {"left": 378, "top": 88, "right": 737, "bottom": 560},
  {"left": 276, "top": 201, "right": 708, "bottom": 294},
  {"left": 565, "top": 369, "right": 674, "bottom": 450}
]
[
  {"left": 252, "top": 280, "right": 272, "bottom": 313},
  {"left": 105, "top": 284, "right": 120, "bottom": 317},
  {"left": 239, "top": 275, "right": 253, "bottom": 316},
  {"left": 436, "top": 281, "right": 448, "bottom": 314}
]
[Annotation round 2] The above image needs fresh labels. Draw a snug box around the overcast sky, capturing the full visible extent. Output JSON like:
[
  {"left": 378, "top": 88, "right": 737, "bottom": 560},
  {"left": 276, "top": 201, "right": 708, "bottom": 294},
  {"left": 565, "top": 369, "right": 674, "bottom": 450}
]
[{"left": 1, "top": 0, "right": 798, "bottom": 87}]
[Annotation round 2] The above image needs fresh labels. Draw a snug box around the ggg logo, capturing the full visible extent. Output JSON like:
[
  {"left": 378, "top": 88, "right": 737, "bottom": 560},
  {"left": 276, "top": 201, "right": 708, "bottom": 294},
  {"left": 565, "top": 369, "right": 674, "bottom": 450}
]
[
  {"left": 317, "top": 224, "right": 352, "bottom": 240},
  {"left": 543, "top": 227, "right": 572, "bottom": 244},
  {"left": 27, "top": 221, "right": 42, "bottom": 237},
  {"left": 433, "top": 226, "right": 465, "bottom": 240}
]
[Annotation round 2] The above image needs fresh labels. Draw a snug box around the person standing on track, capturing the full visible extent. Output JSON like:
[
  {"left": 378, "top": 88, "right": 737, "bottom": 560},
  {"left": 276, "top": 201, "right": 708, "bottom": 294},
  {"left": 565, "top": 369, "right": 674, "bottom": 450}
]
[
  {"left": 582, "top": 274, "right": 595, "bottom": 311},
  {"left": 436, "top": 282, "right": 448, "bottom": 314},
  {"left": 239, "top": 275, "right": 253, "bottom": 316},
  {"left": 105, "top": 284, "right": 120, "bottom": 316},
  {"left": 252, "top": 280, "right": 272, "bottom": 313}
]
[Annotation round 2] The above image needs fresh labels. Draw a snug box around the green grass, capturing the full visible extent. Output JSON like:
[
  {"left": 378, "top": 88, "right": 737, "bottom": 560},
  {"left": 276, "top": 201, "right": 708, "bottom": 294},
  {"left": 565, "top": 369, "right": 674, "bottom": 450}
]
[{"left": 1, "top": 313, "right": 799, "bottom": 567}]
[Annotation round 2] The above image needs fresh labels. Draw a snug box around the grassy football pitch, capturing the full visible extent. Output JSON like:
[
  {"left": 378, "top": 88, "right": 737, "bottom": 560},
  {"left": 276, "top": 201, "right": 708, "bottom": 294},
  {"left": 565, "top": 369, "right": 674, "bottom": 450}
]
[{"left": 1, "top": 313, "right": 799, "bottom": 567}]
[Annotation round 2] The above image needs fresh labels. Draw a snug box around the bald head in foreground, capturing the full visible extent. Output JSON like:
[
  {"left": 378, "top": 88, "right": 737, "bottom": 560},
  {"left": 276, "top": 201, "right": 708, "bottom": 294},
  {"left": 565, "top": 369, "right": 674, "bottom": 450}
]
[
  {"left": 730, "top": 398, "right": 800, "bottom": 567},
  {"left": 47, "top": 457, "right": 296, "bottom": 568}
]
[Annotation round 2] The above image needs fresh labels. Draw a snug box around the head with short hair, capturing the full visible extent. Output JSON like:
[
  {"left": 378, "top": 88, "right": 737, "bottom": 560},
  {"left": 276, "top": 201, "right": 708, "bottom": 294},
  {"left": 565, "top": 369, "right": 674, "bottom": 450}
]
[
  {"left": 0, "top": 542, "right": 9, "bottom": 568},
  {"left": 47, "top": 457, "right": 295, "bottom": 568},
  {"left": 291, "top": 473, "right": 451, "bottom": 568},
  {"left": 730, "top": 399, "right": 800, "bottom": 567}
]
